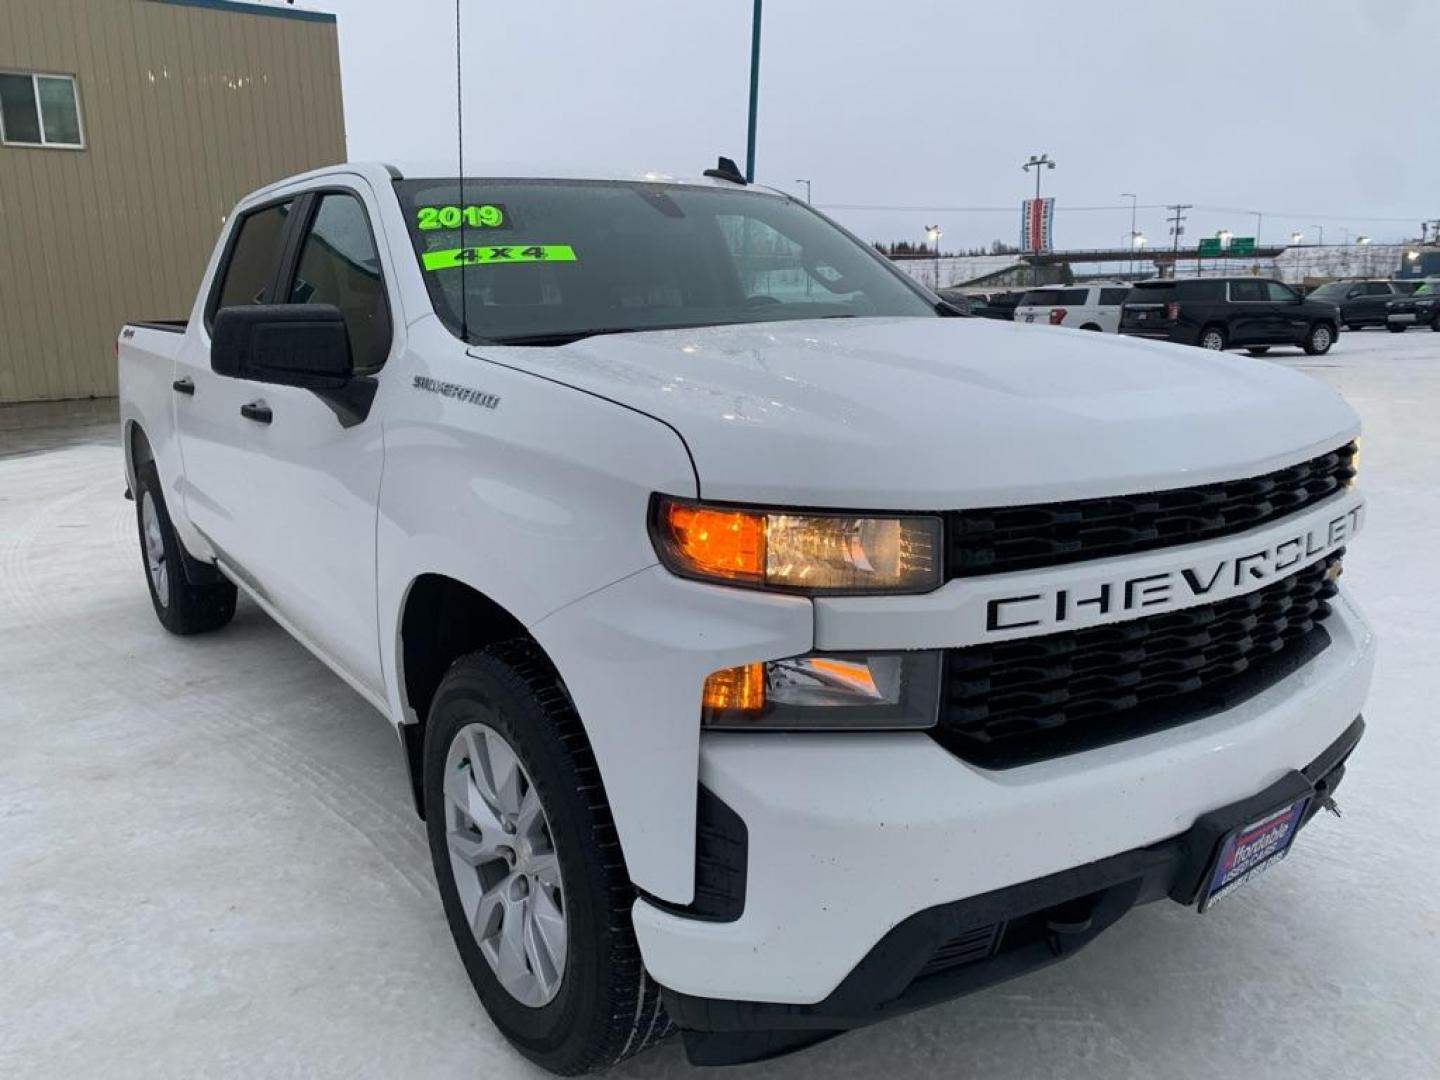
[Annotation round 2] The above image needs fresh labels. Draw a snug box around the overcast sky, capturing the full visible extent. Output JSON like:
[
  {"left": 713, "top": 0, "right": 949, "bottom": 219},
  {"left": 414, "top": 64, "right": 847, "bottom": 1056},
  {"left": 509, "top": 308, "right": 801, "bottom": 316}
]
[{"left": 316, "top": 0, "right": 1437, "bottom": 252}]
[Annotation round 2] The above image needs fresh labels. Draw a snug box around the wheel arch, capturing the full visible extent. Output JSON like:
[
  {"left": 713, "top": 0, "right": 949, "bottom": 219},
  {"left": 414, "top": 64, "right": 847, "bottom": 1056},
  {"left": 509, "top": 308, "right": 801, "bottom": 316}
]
[
  {"left": 124, "top": 419, "right": 155, "bottom": 494},
  {"left": 394, "top": 572, "right": 556, "bottom": 819}
]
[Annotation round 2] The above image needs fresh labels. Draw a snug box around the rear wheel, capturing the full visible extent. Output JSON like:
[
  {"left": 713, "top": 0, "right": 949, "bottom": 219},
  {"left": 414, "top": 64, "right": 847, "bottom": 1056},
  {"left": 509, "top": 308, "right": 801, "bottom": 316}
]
[
  {"left": 1198, "top": 325, "right": 1227, "bottom": 351},
  {"left": 1245, "top": 346, "right": 1271, "bottom": 356},
  {"left": 134, "top": 460, "right": 236, "bottom": 635},
  {"left": 423, "top": 643, "right": 671, "bottom": 1074},
  {"left": 1431, "top": 316, "right": 1440, "bottom": 332}
]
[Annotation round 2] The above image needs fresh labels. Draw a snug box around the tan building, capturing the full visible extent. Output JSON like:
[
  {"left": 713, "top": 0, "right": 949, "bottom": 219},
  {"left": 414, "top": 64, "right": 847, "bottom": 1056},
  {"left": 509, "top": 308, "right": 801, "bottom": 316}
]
[{"left": 0, "top": 0, "right": 345, "bottom": 404}]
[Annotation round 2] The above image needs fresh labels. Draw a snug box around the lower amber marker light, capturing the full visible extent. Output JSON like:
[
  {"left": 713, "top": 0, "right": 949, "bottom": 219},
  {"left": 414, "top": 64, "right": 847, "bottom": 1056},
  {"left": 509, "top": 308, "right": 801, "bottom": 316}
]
[{"left": 702, "top": 663, "right": 766, "bottom": 713}]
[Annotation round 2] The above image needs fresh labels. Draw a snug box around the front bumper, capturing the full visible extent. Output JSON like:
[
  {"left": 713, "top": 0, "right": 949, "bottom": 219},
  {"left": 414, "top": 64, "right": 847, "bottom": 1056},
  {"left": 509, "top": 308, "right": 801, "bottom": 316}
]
[
  {"left": 633, "top": 588, "right": 1375, "bottom": 1024},
  {"left": 663, "top": 715, "right": 1363, "bottom": 1066}
]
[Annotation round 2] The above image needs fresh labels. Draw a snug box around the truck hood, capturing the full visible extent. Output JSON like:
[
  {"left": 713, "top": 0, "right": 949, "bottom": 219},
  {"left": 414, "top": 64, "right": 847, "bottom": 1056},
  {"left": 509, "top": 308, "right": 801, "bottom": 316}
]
[{"left": 475, "top": 317, "right": 1359, "bottom": 509}]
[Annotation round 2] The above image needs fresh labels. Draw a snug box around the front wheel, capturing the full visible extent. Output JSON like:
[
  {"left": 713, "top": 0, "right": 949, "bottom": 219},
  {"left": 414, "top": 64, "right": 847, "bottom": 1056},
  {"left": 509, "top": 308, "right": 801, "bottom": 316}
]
[
  {"left": 1304, "top": 322, "right": 1335, "bottom": 356},
  {"left": 134, "top": 460, "right": 236, "bottom": 635},
  {"left": 422, "top": 643, "right": 671, "bottom": 1074}
]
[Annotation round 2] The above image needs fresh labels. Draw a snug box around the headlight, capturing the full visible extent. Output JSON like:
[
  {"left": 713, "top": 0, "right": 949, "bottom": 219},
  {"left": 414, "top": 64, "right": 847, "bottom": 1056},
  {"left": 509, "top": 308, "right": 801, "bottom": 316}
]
[
  {"left": 651, "top": 496, "right": 942, "bottom": 594},
  {"left": 701, "top": 652, "right": 943, "bottom": 730}
]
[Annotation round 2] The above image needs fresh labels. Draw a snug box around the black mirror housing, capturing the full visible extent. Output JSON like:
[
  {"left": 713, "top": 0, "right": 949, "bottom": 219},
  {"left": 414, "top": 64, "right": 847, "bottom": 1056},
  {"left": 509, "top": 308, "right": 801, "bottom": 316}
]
[{"left": 212, "top": 304, "right": 353, "bottom": 389}]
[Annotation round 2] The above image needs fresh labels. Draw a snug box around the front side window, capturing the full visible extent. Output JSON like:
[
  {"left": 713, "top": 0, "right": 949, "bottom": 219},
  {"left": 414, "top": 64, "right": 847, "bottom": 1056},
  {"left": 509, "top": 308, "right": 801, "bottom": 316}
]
[
  {"left": 396, "top": 178, "right": 935, "bottom": 344},
  {"left": 0, "top": 72, "right": 82, "bottom": 147},
  {"left": 288, "top": 193, "right": 393, "bottom": 373},
  {"left": 211, "top": 201, "right": 294, "bottom": 318},
  {"left": 1265, "top": 281, "right": 1298, "bottom": 302}
]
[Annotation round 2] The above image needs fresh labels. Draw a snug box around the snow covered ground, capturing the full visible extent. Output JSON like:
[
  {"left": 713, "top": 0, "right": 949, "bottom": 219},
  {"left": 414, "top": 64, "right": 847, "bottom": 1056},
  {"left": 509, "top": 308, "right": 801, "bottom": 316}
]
[{"left": 3, "top": 329, "right": 1438, "bottom": 1079}]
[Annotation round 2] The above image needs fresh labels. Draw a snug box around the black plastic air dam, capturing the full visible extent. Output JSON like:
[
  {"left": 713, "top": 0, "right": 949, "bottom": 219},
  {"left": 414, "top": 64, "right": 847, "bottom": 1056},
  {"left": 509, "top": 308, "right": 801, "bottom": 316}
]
[{"left": 661, "top": 715, "right": 1364, "bottom": 1067}]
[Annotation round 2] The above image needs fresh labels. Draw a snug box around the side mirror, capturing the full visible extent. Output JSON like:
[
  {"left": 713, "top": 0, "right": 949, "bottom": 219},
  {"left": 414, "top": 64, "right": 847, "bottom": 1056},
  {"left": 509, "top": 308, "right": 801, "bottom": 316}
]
[{"left": 212, "top": 304, "right": 353, "bottom": 389}]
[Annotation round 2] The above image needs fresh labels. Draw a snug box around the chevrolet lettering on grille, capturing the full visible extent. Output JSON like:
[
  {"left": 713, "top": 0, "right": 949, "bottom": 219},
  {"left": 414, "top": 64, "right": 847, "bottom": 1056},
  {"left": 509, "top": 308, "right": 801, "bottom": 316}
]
[{"left": 982, "top": 497, "right": 1363, "bottom": 636}]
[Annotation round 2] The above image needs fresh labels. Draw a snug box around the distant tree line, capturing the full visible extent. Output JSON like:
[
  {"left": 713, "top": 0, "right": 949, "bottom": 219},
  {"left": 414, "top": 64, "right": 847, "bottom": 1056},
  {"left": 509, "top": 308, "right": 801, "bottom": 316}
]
[{"left": 873, "top": 239, "right": 1022, "bottom": 257}]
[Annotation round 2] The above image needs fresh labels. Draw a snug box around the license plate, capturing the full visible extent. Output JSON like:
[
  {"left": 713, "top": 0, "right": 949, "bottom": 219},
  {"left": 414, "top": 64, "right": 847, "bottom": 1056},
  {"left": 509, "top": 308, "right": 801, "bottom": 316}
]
[
  {"left": 1136, "top": 311, "right": 1149, "bottom": 321},
  {"left": 1024, "top": 314, "right": 1035, "bottom": 323},
  {"left": 1199, "top": 797, "right": 1310, "bottom": 912}
]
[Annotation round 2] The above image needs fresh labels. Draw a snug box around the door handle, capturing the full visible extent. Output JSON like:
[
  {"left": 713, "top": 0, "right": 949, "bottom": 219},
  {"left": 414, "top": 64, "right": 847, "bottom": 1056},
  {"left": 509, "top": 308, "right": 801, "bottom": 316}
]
[
  {"left": 172, "top": 377, "right": 195, "bottom": 396},
  {"left": 240, "top": 400, "right": 273, "bottom": 424}
]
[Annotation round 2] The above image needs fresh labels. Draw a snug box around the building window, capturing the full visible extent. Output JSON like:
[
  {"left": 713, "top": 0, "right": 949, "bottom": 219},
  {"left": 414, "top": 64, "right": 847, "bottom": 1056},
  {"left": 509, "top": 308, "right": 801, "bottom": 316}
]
[{"left": 0, "top": 72, "right": 83, "bottom": 148}]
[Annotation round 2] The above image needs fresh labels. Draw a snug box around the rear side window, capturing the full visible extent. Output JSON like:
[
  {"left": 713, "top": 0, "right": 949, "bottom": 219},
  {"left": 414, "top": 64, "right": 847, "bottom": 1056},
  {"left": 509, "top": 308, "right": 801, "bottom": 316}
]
[
  {"left": 1099, "top": 288, "right": 1129, "bottom": 305},
  {"left": 1229, "top": 280, "right": 1267, "bottom": 302},
  {"left": 212, "top": 201, "right": 294, "bottom": 316},
  {"left": 287, "top": 193, "right": 393, "bottom": 373},
  {"left": 1021, "top": 288, "right": 1087, "bottom": 305}
]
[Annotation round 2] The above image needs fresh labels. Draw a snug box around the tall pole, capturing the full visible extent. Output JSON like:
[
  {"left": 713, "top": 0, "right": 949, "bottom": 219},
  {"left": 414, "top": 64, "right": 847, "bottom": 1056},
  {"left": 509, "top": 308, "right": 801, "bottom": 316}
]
[
  {"left": 1166, "top": 203, "right": 1191, "bottom": 280},
  {"left": 1122, "top": 193, "right": 1137, "bottom": 277},
  {"left": 745, "top": 0, "right": 763, "bottom": 182},
  {"left": 1022, "top": 154, "right": 1055, "bottom": 285},
  {"left": 795, "top": 179, "right": 811, "bottom": 203},
  {"left": 1251, "top": 211, "right": 1262, "bottom": 245}
]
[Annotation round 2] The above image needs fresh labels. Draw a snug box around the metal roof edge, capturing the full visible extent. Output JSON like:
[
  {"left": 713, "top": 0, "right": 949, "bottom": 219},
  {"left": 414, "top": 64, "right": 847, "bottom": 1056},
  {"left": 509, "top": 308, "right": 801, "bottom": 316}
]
[{"left": 149, "top": 0, "right": 335, "bottom": 25}]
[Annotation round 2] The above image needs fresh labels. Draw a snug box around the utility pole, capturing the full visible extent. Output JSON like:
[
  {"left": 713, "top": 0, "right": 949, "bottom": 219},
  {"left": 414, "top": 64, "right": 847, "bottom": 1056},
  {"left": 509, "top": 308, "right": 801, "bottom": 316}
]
[
  {"left": 1251, "top": 211, "right": 1262, "bottom": 245},
  {"left": 1167, "top": 203, "right": 1191, "bottom": 279},
  {"left": 745, "top": 0, "right": 762, "bottom": 182}
]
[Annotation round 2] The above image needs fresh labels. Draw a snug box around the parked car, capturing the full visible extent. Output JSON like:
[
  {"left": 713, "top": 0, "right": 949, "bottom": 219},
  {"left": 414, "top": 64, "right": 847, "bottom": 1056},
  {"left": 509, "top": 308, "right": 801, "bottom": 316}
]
[
  {"left": 1119, "top": 277, "right": 1341, "bottom": 355},
  {"left": 1015, "top": 283, "right": 1131, "bottom": 332},
  {"left": 1385, "top": 279, "right": 1440, "bottom": 331},
  {"left": 1305, "top": 279, "right": 1417, "bottom": 330},
  {"left": 118, "top": 162, "right": 1372, "bottom": 1073},
  {"left": 939, "top": 288, "right": 1024, "bottom": 320}
]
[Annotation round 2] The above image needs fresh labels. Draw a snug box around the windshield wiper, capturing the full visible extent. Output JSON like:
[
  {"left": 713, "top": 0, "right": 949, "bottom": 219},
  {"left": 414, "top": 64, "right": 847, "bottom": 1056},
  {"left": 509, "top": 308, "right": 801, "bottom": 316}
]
[{"left": 476, "top": 327, "right": 640, "bottom": 347}]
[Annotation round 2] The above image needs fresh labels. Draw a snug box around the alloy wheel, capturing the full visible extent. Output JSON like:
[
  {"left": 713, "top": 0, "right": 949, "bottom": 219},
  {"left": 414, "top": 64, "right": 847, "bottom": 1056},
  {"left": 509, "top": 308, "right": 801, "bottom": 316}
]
[
  {"left": 140, "top": 491, "right": 169, "bottom": 606},
  {"left": 443, "top": 722, "right": 568, "bottom": 1007}
]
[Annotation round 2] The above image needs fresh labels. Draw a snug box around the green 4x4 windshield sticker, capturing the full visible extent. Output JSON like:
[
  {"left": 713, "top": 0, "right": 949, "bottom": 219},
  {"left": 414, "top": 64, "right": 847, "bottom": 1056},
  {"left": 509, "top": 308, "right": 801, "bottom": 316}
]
[
  {"left": 416, "top": 203, "right": 507, "bottom": 230},
  {"left": 422, "top": 245, "right": 577, "bottom": 270}
]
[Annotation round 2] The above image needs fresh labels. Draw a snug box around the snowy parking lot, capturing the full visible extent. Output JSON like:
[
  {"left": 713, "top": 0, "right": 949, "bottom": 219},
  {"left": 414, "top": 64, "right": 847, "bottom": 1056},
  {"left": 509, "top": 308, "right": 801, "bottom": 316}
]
[{"left": 3, "top": 329, "right": 1438, "bottom": 1080}]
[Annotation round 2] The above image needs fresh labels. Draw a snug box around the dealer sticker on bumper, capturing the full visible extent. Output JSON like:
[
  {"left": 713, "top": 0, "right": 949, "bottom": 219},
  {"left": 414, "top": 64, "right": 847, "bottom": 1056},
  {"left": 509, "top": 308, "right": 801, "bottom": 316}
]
[{"left": 1199, "top": 797, "right": 1311, "bottom": 912}]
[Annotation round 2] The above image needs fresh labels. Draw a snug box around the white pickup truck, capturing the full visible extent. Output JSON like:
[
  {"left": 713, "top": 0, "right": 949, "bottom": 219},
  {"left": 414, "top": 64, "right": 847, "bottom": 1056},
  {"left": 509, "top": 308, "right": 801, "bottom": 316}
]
[{"left": 118, "top": 160, "right": 1375, "bottom": 1073}]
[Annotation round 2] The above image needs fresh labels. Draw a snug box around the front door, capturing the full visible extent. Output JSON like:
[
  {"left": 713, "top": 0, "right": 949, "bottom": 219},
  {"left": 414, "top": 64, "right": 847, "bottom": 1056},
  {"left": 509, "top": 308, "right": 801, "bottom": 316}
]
[
  {"left": 1264, "top": 281, "right": 1308, "bottom": 342},
  {"left": 1225, "top": 280, "right": 1271, "bottom": 344},
  {"left": 238, "top": 185, "right": 398, "bottom": 700}
]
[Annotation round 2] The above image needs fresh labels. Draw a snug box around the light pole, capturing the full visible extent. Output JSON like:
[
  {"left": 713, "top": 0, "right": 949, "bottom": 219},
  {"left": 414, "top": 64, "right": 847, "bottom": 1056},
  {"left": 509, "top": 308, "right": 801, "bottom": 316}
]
[
  {"left": 794, "top": 179, "right": 811, "bottom": 203},
  {"left": 1122, "top": 192, "right": 1138, "bottom": 276},
  {"left": 1314, "top": 225, "right": 1325, "bottom": 246},
  {"left": 1023, "top": 153, "right": 1056, "bottom": 283},
  {"left": 1357, "top": 235, "right": 1371, "bottom": 275},
  {"left": 1251, "top": 211, "right": 1263, "bottom": 245},
  {"left": 925, "top": 225, "right": 943, "bottom": 289}
]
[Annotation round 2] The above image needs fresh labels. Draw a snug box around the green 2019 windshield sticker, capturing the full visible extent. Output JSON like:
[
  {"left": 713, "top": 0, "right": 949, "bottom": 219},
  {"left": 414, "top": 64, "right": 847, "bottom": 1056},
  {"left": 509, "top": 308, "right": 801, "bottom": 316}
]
[
  {"left": 417, "top": 204, "right": 508, "bottom": 230},
  {"left": 422, "top": 245, "right": 577, "bottom": 271}
]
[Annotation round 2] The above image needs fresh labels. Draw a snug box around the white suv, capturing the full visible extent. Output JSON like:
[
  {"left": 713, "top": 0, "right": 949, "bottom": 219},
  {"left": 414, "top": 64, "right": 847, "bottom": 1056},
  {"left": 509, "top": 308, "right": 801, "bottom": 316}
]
[{"left": 1015, "top": 283, "right": 1132, "bottom": 332}]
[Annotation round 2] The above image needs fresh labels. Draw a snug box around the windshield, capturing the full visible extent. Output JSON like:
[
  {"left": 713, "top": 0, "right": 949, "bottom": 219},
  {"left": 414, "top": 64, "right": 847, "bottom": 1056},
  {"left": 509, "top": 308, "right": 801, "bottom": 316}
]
[
  {"left": 1415, "top": 281, "right": 1439, "bottom": 296},
  {"left": 395, "top": 178, "right": 937, "bottom": 344}
]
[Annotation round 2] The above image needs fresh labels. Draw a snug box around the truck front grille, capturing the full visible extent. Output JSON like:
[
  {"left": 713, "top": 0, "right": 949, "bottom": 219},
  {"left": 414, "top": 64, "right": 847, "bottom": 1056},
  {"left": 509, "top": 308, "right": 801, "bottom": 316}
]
[
  {"left": 946, "top": 442, "right": 1356, "bottom": 578},
  {"left": 934, "top": 555, "right": 1341, "bottom": 768}
]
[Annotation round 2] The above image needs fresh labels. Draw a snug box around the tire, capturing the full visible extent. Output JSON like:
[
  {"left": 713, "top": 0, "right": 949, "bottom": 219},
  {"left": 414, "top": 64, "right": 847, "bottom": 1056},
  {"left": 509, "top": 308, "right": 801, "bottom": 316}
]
[
  {"left": 1245, "top": 346, "right": 1271, "bottom": 356},
  {"left": 1080, "top": 323, "right": 1102, "bottom": 332},
  {"left": 422, "top": 642, "right": 671, "bottom": 1074},
  {"left": 1388, "top": 323, "right": 1407, "bottom": 333},
  {"left": 1431, "top": 316, "right": 1440, "bottom": 332},
  {"left": 134, "top": 460, "right": 236, "bottom": 635},
  {"left": 1198, "top": 325, "right": 1227, "bottom": 351},
  {"left": 1303, "top": 322, "right": 1335, "bottom": 356}
]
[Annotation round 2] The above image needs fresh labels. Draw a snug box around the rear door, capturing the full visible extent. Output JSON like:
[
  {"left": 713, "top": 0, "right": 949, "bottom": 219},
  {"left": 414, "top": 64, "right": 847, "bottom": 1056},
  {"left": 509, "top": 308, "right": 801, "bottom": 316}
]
[
  {"left": 175, "top": 198, "right": 297, "bottom": 568},
  {"left": 1225, "top": 279, "right": 1272, "bottom": 343},
  {"left": 1096, "top": 287, "right": 1129, "bottom": 332},
  {"left": 237, "top": 184, "right": 398, "bottom": 699}
]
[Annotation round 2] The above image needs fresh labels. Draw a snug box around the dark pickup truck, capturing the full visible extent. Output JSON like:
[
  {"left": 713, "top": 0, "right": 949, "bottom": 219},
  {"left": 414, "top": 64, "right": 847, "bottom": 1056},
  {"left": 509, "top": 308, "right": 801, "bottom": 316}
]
[{"left": 1384, "top": 279, "right": 1440, "bottom": 331}]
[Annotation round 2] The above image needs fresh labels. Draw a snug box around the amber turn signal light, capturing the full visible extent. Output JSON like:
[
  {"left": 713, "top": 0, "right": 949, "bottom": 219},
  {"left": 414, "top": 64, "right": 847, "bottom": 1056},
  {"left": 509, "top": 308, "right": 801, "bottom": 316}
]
[{"left": 702, "top": 663, "right": 766, "bottom": 713}]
